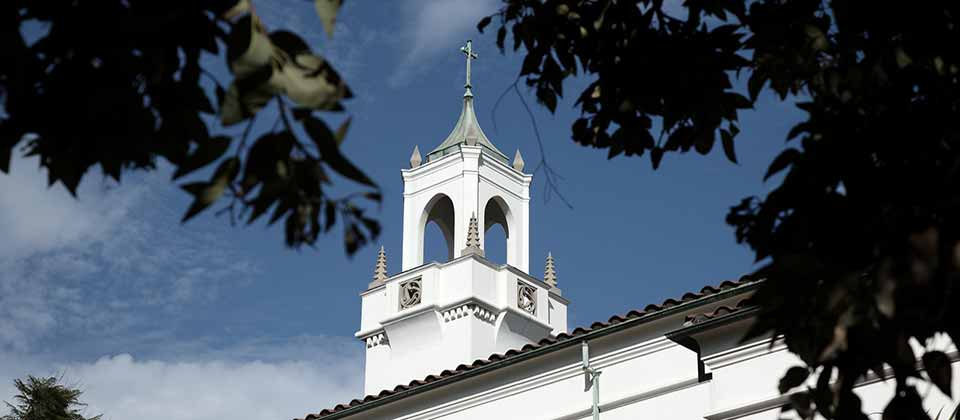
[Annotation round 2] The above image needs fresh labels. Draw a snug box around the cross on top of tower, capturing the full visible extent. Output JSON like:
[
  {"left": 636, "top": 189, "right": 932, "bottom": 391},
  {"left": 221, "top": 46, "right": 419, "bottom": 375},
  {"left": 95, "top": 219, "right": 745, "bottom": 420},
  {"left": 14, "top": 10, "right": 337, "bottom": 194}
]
[
  {"left": 426, "top": 40, "right": 507, "bottom": 162},
  {"left": 460, "top": 40, "right": 478, "bottom": 97}
]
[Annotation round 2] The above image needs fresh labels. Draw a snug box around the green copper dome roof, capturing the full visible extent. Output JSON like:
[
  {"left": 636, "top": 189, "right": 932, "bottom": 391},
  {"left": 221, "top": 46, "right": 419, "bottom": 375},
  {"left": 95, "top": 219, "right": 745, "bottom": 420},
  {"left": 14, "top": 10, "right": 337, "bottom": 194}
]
[{"left": 426, "top": 92, "right": 508, "bottom": 163}]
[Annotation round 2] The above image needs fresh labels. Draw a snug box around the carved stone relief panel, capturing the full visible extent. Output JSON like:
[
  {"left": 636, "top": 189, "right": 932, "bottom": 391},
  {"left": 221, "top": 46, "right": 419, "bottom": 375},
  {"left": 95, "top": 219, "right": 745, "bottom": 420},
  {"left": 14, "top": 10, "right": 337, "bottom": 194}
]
[
  {"left": 517, "top": 282, "right": 537, "bottom": 315},
  {"left": 399, "top": 278, "right": 422, "bottom": 310}
]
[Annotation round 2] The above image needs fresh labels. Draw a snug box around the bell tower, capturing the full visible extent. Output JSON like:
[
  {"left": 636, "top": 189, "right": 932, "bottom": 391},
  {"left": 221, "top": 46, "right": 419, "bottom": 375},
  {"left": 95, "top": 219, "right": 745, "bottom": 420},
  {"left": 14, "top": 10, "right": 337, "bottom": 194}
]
[
  {"left": 355, "top": 41, "right": 568, "bottom": 396},
  {"left": 399, "top": 40, "right": 530, "bottom": 273}
]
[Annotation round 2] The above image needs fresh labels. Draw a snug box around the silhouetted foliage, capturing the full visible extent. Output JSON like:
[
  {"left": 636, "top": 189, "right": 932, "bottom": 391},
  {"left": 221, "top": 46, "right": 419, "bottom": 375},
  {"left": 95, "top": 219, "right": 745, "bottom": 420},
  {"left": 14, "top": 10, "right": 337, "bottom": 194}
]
[
  {"left": 482, "top": 1, "right": 960, "bottom": 419},
  {"left": 2, "top": 376, "right": 101, "bottom": 420},
  {"left": 0, "top": 0, "right": 379, "bottom": 253}
]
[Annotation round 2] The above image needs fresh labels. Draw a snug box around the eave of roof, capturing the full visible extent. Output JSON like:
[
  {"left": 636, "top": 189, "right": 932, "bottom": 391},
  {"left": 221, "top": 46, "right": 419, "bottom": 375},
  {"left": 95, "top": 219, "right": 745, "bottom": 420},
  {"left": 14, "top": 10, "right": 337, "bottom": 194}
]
[
  {"left": 683, "top": 297, "right": 755, "bottom": 327},
  {"left": 299, "top": 276, "right": 762, "bottom": 420}
]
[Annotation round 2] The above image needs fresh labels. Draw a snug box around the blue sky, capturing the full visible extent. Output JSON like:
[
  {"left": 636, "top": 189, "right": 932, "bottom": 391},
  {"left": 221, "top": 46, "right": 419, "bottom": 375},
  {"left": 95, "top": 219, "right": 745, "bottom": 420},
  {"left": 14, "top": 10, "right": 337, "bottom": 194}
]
[{"left": 0, "top": 1, "right": 801, "bottom": 419}]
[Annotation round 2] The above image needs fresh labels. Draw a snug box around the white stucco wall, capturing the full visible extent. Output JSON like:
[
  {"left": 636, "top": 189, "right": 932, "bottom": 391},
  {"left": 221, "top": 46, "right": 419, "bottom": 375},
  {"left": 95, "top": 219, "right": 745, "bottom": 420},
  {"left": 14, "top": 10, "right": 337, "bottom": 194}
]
[
  {"left": 357, "top": 255, "right": 568, "bottom": 396},
  {"left": 400, "top": 146, "right": 532, "bottom": 273},
  {"left": 336, "top": 288, "right": 959, "bottom": 420}
]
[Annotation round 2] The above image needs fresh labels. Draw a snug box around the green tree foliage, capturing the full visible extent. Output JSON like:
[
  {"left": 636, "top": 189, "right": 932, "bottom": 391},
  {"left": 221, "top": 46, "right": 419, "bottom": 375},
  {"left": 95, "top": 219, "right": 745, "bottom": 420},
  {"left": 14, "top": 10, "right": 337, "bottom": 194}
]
[
  {"left": 481, "top": 0, "right": 960, "bottom": 419},
  {"left": 2, "top": 376, "right": 101, "bottom": 420},
  {"left": 0, "top": 0, "right": 380, "bottom": 253}
]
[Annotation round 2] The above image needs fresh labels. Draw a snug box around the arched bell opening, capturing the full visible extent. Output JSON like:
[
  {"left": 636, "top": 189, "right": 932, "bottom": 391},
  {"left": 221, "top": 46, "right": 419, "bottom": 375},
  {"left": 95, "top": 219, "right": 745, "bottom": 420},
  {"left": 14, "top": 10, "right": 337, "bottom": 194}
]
[
  {"left": 420, "top": 194, "right": 455, "bottom": 264},
  {"left": 483, "top": 196, "right": 511, "bottom": 265}
]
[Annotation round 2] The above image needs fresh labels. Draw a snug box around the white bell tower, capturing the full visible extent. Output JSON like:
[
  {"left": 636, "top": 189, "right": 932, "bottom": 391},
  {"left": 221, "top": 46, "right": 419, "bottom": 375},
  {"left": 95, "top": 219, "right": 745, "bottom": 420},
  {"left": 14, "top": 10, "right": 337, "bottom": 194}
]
[{"left": 355, "top": 41, "right": 568, "bottom": 396}]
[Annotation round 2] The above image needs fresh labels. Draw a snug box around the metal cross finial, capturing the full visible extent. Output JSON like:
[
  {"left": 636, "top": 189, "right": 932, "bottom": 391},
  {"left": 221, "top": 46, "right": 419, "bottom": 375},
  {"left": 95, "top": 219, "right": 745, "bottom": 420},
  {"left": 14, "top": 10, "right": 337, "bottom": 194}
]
[{"left": 460, "top": 40, "right": 478, "bottom": 96}]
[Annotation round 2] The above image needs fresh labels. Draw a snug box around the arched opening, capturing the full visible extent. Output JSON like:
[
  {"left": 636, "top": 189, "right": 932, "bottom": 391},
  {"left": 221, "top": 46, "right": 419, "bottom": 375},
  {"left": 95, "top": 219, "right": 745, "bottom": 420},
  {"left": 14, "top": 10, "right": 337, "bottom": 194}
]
[
  {"left": 420, "top": 194, "right": 455, "bottom": 264},
  {"left": 483, "top": 197, "right": 510, "bottom": 265},
  {"left": 484, "top": 223, "right": 507, "bottom": 263},
  {"left": 424, "top": 221, "right": 451, "bottom": 264}
]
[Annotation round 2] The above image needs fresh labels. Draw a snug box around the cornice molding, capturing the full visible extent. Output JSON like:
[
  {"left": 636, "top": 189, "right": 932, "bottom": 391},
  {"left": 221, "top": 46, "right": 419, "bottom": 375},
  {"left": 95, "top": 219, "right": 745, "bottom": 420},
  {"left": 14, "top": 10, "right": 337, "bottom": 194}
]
[
  {"left": 703, "top": 393, "right": 790, "bottom": 420},
  {"left": 441, "top": 302, "right": 497, "bottom": 324},
  {"left": 379, "top": 303, "right": 440, "bottom": 329},
  {"left": 401, "top": 150, "right": 461, "bottom": 180},
  {"left": 478, "top": 151, "right": 532, "bottom": 185},
  {"left": 359, "top": 254, "right": 554, "bottom": 297},
  {"left": 364, "top": 332, "right": 390, "bottom": 349},
  {"left": 702, "top": 337, "right": 787, "bottom": 370}
]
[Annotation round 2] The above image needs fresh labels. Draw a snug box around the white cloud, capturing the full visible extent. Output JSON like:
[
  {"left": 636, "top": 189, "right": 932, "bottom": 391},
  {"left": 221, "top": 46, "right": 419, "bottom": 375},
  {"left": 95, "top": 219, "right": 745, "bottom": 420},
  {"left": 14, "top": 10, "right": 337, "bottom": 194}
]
[
  {"left": 389, "top": 0, "right": 499, "bottom": 87},
  {"left": 0, "top": 336, "right": 363, "bottom": 420},
  {"left": 0, "top": 158, "right": 149, "bottom": 260},
  {"left": 0, "top": 157, "right": 257, "bottom": 352}
]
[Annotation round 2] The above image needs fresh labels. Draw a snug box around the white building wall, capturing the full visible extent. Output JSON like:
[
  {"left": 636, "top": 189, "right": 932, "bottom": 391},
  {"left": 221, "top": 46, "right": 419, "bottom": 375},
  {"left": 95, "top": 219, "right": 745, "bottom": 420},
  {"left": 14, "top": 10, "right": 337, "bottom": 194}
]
[
  {"left": 401, "top": 146, "right": 532, "bottom": 272},
  {"left": 477, "top": 156, "right": 531, "bottom": 273},
  {"left": 548, "top": 296, "right": 568, "bottom": 336},
  {"left": 340, "top": 290, "right": 959, "bottom": 420},
  {"left": 357, "top": 256, "right": 569, "bottom": 396}
]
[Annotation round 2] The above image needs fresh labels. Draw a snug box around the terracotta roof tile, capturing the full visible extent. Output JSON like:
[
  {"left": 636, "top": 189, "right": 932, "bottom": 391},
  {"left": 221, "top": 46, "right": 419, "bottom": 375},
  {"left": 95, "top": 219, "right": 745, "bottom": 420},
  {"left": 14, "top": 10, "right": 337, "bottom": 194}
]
[
  {"left": 298, "top": 275, "right": 759, "bottom": 420},
  {"left": 682, "top": 297, "right": 755, "bottom": 326}
]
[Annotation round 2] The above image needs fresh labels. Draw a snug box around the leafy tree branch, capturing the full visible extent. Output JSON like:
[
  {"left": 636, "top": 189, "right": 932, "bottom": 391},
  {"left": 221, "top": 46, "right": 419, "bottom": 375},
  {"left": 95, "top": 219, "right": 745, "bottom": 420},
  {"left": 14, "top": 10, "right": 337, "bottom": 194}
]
[
  {"left": 0, "top": 0, "right": 379, "bottom": 253},
  {"left": 482, "top": 1, "right": 960, "bottom": 419}
]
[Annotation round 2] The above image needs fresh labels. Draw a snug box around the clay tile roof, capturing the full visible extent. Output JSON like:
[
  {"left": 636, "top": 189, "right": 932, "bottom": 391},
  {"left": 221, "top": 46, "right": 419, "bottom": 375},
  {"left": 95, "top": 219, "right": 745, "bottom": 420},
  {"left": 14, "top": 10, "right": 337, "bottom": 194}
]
[
  {"left": 682, "top": 297, "right": 755, "bottom": 327},
  {"left": 298, "top": 275, "right": 760, "bottom": 420}
]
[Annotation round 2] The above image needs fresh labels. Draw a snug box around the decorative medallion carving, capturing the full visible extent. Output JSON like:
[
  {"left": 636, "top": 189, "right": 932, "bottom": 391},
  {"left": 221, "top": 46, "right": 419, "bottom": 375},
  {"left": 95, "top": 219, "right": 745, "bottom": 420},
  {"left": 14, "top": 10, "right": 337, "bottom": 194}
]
[
  {"left": 399, "top": 278, "right": 422, "bottom": 309},
  {"left": 517, "top": 282, "right": 537, "bottom": 315}
]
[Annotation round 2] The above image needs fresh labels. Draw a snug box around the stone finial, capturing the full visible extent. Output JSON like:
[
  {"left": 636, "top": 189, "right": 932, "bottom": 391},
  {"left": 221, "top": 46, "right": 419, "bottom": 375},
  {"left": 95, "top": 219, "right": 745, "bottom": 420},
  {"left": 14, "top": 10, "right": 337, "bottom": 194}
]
[
  {"left": 461, "top": 213, "right": 484, "bottom": 257},
  {"left": 410, "top": 145, "right": 422, "bottom": 168},
  {"left": 512, "top": 149, "right": 525, "bottom": 172},
  {"left": 369, "top": 246, "right": 388, "bottom": 288},
  {"left": 544, "top": 252, "right": 557, "bottom": 287}
]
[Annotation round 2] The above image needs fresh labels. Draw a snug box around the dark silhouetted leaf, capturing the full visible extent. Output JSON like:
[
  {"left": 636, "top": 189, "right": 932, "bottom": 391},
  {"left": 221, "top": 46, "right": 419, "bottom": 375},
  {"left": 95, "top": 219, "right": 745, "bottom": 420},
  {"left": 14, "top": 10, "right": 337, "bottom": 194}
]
[
  {"left": 344, "top": 223, "right": 361, "bottom": 254},
  {"left": 269, "top": 198, "right": 293, "bottom": 225},
  {"left": 789, "top": 391, "right": 814, "bottom": 419},
  {"left": 270, "top": 30, "right": 311, "bottom": 56},
  {"left": 922, "top": 351, "right": 952, "bottom": 397},
  {"left": 694, "top": 129, "right": 715, "bottom": 155},
  {"left": 181, "top": 181, "right": 224, "bottom": 222},
  {"left": 779, "top": 366, "right": 809, "bottom": 394},
  {"left": 536, "top": 86, "right": 557, "bottom": 113},
  {"left": 787, "top": 122, "right": 809, "bottom": 141},
  {"left": 360, "top": 216, "right": 381, "bottom": 238},
  {"left": 651, "top": 147, "right": 664, "bottom": 169},
  {"left": 478, "top": 16, "right": 492, "bottom": 33},
  {"left": 764, "top": 148, "right": 799, "bottom": 181},
  {"left": 335, "top": 116, "right": 351, "bottom": 145},
  {"left": 883, "top": 386, "right": 929, "bottom": 420},
  {"left": 721, "top": 129, "right": 738, "bottom": 164},
  {"left": 324, "top": 200, "right": 337, "bottom": 232},
  {"left": 520, "top": 52, "right": 542, "bottom": 76},
  {"left": 173, "top": 136, "right": 232, "bottom": 179},
  {"left": 303, "top": 116, "right": 375, "bottom": 187}
]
